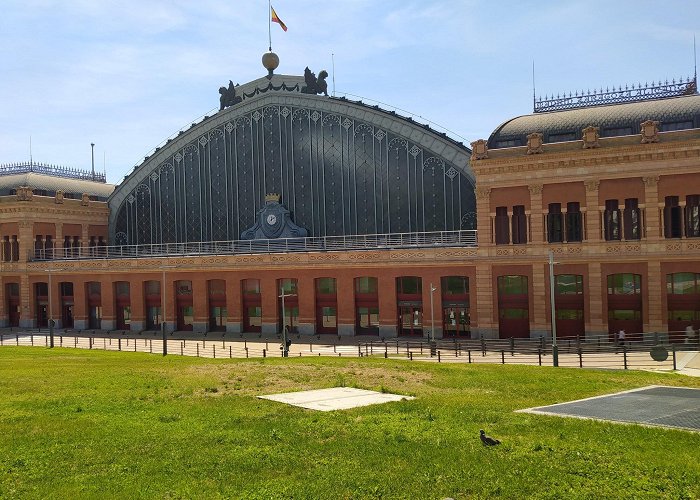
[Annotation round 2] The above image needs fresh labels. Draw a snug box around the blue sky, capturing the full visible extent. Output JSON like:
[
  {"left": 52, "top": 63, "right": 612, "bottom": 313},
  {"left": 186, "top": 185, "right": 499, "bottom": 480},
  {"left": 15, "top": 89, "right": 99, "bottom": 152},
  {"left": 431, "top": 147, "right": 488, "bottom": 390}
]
[{"left": 1, "top": 1, "right": 698, "bottom": 184}]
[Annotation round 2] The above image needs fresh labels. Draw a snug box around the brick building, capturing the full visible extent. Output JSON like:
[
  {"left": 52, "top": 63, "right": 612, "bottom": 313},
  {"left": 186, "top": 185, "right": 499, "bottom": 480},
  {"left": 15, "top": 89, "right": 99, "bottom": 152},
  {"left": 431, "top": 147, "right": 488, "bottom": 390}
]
[{"left": 1, "top": 70, "right": 698, "bottom": 339}]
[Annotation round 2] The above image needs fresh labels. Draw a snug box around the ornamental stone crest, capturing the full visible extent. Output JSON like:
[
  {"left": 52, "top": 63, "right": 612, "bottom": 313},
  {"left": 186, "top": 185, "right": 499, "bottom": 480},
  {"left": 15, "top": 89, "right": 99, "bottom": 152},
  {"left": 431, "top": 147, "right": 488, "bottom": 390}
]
[
  {"left": 475, "top": 186, "right": 491, "bottom": 201},
  {"left": 582, "top": 126, "right": 600, "bottom": 149},
  {"left": 526, "top": 132, "right": 544, "bottom": 154},
  {"left": 55, "top": 190, "right": 64, "bottom": 204},
  {"left": 16, "top": 186, "right": 33, "bottom": 201},
  {"left": 640, "top": 120, "right": 660, "bottom": 144},
  {"left": 470, "top": 139, "right": 489, "bottom": 160},
  {"left": 81, "top": 193, "right": 90, "bottom": 206}
]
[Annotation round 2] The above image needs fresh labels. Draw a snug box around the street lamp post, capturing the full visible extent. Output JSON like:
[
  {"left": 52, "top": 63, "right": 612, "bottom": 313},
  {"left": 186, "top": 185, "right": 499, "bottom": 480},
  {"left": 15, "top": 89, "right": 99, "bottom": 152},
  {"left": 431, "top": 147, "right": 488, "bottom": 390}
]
[
  {"left": 549, "top": 251, "right": 559, "bottom": 367},
  {"left": 279, "top": 284, "right": 297, "bottom": 357},
  {"left": 429, "top": 282, "right": 437, "bottom": 356},
  {"left": 160, "top": 264, "right": 177, "bottom": 356},
  {"left": 46, "top": 267, "right": 54, "bottom": 348}
]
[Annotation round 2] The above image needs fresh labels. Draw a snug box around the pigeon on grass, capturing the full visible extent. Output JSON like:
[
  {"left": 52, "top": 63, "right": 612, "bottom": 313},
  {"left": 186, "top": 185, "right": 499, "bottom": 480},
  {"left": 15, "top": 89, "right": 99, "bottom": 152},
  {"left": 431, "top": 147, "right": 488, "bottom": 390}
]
[{"left": 480, "top": 429, "right": 500, "bottom": 446}]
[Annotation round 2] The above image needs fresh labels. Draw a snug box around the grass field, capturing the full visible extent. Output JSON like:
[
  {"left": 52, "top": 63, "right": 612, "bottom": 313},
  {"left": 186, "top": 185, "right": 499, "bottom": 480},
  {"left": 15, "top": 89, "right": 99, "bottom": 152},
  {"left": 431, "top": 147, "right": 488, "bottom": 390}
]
[{"left": 1, "top": 347, "right": 699, "bottom": 499}]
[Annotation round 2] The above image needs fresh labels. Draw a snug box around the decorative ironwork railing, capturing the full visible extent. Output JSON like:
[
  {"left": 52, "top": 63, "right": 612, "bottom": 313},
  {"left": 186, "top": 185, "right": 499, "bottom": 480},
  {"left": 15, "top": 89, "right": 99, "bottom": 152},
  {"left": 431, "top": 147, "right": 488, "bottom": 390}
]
[
  {"left": 0, "top": 162, "right": 107, "bottom": 183},
  {"left": 29, "top": 230, "right": 478, "bottom": 262},
  {"left": 534, "top": 76, "right": 698, "bottom": 113}
]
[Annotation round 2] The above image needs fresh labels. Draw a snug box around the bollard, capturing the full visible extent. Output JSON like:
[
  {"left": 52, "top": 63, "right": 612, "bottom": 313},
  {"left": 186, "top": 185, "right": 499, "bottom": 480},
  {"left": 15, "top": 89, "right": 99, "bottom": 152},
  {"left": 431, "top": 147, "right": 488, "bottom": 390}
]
[
  {"left": 266, "top": 341, "right": 269, "bottom": 350},
  {"left": 409, "top": 352, "right": 413, "bottom": 361},
  {"left": 438, "top": 351, "right": 441, "bottom": 363},
  {"left": 197, "top": 344, "right": 199, "bottom": 357},
  {"left": 420, "top": 343, "right": 423, "bottom": 355},
  {"left": 538, "top": 348, "right": 542, "bottom": 366},
  {"left": 245, "top": 347, "right": 249, "bottom": 358},
  {"left": 578, "top": 347, "right": 583, "bottom": 368},
  {"left": 149, "top": 339, "right": 152, "bottom": 353},
  {"left": 229, "top": 346, "right": 232, "bottom": 358},
  {"left": 310, "top": 342, "right": 313, "bottom": 353},
  {"left": 16, "top": 334, "right": 19, "bottom": 346},
  {"left": 481, "top": 336, "right": 486, "bottom": 357},
  {"left": 134, "top": 341, "right": 137, "bottom": 352},
  {"left": 358, "top": 345, "right": 362, "bottom": 357},
  {"left": 365, "top": 344, "right": 369, "bottom": 356},
  {"left": 181, "top": 342, "right": 184, "bottom": 356},
  {"left": 45, "top": 335, "right": 48, "bottom": 347},
  {"left": 623, "top": 346, "right": 628, "bottom": 370},
  {"left": 384, "top": 349, "right": 387, "bottom": 359},
  {"left": 118, "top": 338, "right": 122, "bottom": 351},
  {"left": 75, "top": 337, "right": 78, "bottom": 348},
  {"left": 672, "top": 344, "right": 677, "bottom": 370},
  {"left": 333, "top": 344, "right": 336, "bottom": 353},
  {"left": 244, "top": 339, "right": 247, "bottom": 349},
  {"left": 396, "top": 342, "right": 399, "bottom": 354},
  {"left": 509, "top": 337, "right": 514, "bottom": 356},
  {"left": 104, "top": 338, "right": 106, "bottom": 350},
  {"left": 501, "top": 350, "right": 505, "bottom": 364},
  {"left": 213, "top": 345, "right": 216, "bottom": 359},
  {"left": 31, "top": 334, "right": 34, "bottom": 346},
  {"left": 263, "top": 349, "right": 266, "bottom": 358},
  {"left": 0, "top": 335, "right": 2, "bottom": 346}
]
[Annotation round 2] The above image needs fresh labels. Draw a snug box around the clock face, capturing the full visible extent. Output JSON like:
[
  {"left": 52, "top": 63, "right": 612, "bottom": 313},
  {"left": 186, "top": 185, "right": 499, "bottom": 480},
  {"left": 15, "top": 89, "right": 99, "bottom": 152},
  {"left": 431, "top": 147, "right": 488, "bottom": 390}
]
[{"left": 266, "top": 214, "right": 277, "bottom": 225}]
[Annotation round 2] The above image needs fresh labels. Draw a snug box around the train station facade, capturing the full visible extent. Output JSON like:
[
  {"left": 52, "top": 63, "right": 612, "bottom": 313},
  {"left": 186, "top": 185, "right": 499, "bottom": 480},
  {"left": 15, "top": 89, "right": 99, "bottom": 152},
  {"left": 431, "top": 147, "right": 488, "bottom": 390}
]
[{"left": 1, "top": 69, "right": 699, "bottom": 340}]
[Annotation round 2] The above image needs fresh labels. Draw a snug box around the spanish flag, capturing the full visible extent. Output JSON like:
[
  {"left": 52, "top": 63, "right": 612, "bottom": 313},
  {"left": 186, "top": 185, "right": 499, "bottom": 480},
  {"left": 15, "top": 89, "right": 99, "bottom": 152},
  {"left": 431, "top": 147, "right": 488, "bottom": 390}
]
[{"left": 271, "top": 6, "right": 287, "bottom": 32}]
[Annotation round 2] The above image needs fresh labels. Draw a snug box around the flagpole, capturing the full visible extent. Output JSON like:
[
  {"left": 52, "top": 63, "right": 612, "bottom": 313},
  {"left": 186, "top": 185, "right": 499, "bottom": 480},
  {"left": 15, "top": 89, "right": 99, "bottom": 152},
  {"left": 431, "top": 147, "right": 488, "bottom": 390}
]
[{"left": 268, "top": 0, "right": 272, "bottom": 51}]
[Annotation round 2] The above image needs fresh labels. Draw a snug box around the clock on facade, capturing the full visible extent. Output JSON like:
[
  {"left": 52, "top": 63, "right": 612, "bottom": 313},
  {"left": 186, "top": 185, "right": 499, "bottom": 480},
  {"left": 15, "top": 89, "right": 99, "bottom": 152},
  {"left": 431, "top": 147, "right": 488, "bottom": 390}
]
[{"left": 266, "top": 214, "right": 277, "bottom": 225}]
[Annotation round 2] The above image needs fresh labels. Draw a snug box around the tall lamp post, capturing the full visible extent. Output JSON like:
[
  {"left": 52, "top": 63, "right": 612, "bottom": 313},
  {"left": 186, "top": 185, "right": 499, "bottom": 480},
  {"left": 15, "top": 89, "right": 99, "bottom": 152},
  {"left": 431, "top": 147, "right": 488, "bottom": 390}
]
[
  {"left": 161, "top": 264, "right": 177, "bottom": 356},
  {"left": 45, "top": 267, "right": 55, "bottom": 348},
  {"left": 279, "top": 284, "right": 296, "bottom": 357},
  {"left": 548, "top": 251, "right": 559, "bottom": 367},
  {"left": 429, "top": 282, "right": 437, "bottom": 356}
]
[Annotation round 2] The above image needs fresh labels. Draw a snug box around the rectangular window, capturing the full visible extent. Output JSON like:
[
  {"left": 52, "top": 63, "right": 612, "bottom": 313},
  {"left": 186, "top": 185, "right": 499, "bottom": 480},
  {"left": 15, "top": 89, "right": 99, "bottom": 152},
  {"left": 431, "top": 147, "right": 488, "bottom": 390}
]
[
  {"left": 442, "top": 276, "right": 469, "bottom": 295},
  {"left": 548, "top": 132, "right": 577, "bottom": 143},
  {"left": 604, "top": 199, "right": 620, "bottom": 241},
  {"left": 556, "top": 309, "right": 584, "bottom": 320},
  {"left": 666, "top": 273, "right": 699, "bottom": 295},
  {"left": 316, "top": 277, "right": 337, "bottom": 294},
  {"left": 555, "top": 275, "right": 583, "bottom": 294},
  {"left": 547, "top": 203, "right": 563, "bottom": 243},
  {"left": 608, "top": 309, "right": 642, "bottom": 321},
  {"left": 358, "top": 307, "right": 379, "bottom": 328},
  {"left": 499, "top": 308, "right": 529, "bottom": 319},
  {"left": 247, "top": 306, "right": 262, "bottom": 327},
  {"left": 242, "top": 279, "right": 261, "bottom": 295},
  {"left": 660, "top": 121, "right": 694, "bottom": 132},
  {"left": 397, "top": 276, "right": 421, "bottom": 295},
  {"left": 320, "top": 306, "right": 337, "bottom": 328},
  {"left": 686, "top": 195, "right": 700, "bottom": 238},
  {"left": 607, "top": 274, "right": 641, "bottom": 295},
  {"left": 498, "top": 275, "right": 528, "bottom": 295},
  {"left": 495, "top": 206, "right": 509, "bottom": 245},
  {"left": 664, "top": 196, "right": 683, "bottom": 238},
  {"left": 511, "top": 205, "right": 527, "bottom": 244},
  {"left": 355, "top": 277, "right": 378, "bottom": 294},
  {"left": 623, "top": 198, "right": 640, "bottom": 240},
  {"left": 566, "top": 202, "right": 582, "bottom": 242},
  {"left": 602, "top": 127, "right": 632, "bottom": 137}
]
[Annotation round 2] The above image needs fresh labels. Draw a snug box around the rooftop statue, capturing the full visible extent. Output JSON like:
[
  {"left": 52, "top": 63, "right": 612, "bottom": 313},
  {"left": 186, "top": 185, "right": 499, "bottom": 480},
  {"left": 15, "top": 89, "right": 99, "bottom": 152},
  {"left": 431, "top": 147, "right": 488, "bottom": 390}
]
[
  {"left": 301, "top": 67, "right": 329, "bottom": 96},
  {"left": 219, "top": 80, "right": 242, "bottom": 110}
]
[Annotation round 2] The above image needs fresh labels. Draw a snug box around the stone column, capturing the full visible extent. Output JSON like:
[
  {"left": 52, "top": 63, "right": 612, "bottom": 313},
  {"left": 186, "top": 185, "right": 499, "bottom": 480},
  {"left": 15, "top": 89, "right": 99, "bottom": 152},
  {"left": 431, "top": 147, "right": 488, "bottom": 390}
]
[
  {"left": 19, "top": 274, "right": 33, "bottom": 328},
  {"left": 297, "top": 276, "right": 315, "bottom": 336},
  {"left": 646, "top": 260, "right": 664, "bottom": 333},
  {"left": 475, "top": 187, "right": 492, "bottom": 245},
  {"left": 378, "top": 275, "right": 397, "bottom": 338},
  {"left": 260, "top": 276, "right": 279, "bottom": 335},
  {"left": 474, "top": 264, "right": 495, "bottom": 338},
  {"left": 129, "top": 278, "right": 145, "bottom": 331},
  {"left": 226, "top": 276, "right": 242, "bottom": 334},
  {"left": 101, "top": 278, "right": 115, "bottom": 331},
  {"left": 336, "top": 274, "right": 355, "bottom": 337},
  {"left": 0, "top": 276, "right": 5, "bottom": 327},
  {"left": 81, "top": 225, "right": 90, "bottom": 257},
  {"left": 18, "top": 221, "right": 33, "bottom": 263},
  {"left": 528, "top": 184, "right": 544, "bottom": 243},
  {"left": 72, "top": 278, "right": 88, "bottom": 330},
  {"left": 191, "top": 277, "right": 208, "bottom": 333},
  {"left": 586, "top": 262, "right": 606, "bottom": 339},
  {"left": 532, "top": 262, "right": 547, "bottom": 337},
  {"left": 642, "top": 176, "right": 660, "bottom": 240},
  {"left": 584, "top": 180, "right": 601, "bottom": 242}
]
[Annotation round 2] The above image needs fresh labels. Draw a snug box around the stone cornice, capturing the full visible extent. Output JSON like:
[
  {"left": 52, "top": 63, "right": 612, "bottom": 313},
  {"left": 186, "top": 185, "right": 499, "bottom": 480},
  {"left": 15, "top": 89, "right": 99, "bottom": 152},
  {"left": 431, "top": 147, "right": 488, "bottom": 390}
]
[{"left": 473, "top": 139, "right": 700, "bottom": 179}]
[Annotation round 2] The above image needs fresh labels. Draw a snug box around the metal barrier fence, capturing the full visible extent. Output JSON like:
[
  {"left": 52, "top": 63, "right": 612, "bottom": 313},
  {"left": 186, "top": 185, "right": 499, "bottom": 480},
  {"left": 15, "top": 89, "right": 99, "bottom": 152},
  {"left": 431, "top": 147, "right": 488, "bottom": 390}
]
[{"left": 1, "top": 329, "right": 697, "bottom": 373}]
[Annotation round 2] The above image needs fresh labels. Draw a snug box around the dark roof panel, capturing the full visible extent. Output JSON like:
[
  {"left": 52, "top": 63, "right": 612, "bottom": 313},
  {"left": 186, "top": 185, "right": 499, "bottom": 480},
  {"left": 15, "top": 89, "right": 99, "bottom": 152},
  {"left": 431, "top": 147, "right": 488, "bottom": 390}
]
[{"left": 488, "top": 94, "right": 700, "bottom": 149}]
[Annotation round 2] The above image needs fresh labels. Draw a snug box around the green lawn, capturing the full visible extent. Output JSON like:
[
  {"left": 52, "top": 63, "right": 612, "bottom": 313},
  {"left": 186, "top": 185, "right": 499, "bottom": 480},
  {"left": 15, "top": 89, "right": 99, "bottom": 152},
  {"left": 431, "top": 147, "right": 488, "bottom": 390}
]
[{"left": 1, "top": 348, "right": 699, "bottom": 499}]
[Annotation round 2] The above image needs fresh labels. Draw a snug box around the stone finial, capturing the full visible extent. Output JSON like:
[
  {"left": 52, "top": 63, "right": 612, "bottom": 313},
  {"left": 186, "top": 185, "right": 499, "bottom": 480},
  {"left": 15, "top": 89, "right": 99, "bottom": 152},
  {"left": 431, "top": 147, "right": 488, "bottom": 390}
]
[
  {"left": 582, "top": 126, "right": 600, "bottom": 149},
  {"left": 55, "top": 190, "right": 64, "bottom": 204},
  {"left": 640, "top": 120, "right": 660, "bottom": 144},
  {"left": 526, "top": 133, "right": 544, "bottom": 155},
  {"left": 470, "top": 139, "right": 489, "bottom": 160},
  {"left": 81, "top": 193, "right": 90, "bottom": 206}
]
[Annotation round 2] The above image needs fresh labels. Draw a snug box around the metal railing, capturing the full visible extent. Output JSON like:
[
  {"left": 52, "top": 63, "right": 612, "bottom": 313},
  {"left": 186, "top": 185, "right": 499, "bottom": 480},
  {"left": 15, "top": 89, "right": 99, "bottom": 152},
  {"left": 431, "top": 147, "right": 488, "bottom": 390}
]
[
  {"left": 2, "top": 329, "right": 697, "bottom": 373},
  {"left": 29, "top": 230, "right": 478, "bottom": 261},
  {"left": 0, "top": 161, "right": 107, "bottom": 183}
]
